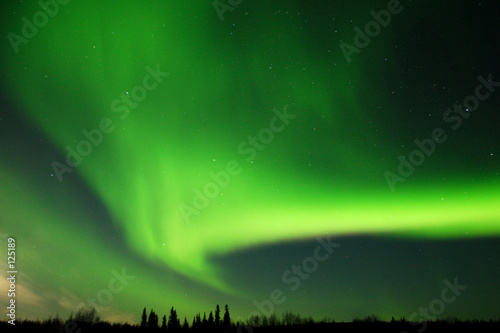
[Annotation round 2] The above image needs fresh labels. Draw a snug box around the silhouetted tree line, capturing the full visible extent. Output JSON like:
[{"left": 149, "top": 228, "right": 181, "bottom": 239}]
[
  {"left": 1, "top": 305, "right": 500, "bottom": 333},
  {"left": 137, "top": 303, "right": 232, "bottom": 332}
]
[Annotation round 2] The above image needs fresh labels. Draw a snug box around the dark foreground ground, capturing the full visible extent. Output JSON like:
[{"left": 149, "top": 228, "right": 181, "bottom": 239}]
[{"left": 2, "top": 320, "right": 500, "bottom": 333}]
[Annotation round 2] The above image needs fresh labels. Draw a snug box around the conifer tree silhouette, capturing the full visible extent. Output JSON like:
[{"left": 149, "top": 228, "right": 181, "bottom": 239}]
[
  {"left": 192, "top": 313, "right": 201, "bottom": 331},
  {"left": 182, "top": 317, "right": 189, "bottom": 331},
  {"left": 208, "top": 311, "right": 215, "bottom": 330},
  {"left": 215, "top": 304, "right": 221, "bottom": 329},
  {"left": 202, "top": 312, "right": 207, "bottom": 328},
  {"left": 168, "top": 306, "right": 181, "bottom": 332},
  {"left": 223, "top": 304, "right": 231, "bottom": 331},
  {"left": 141, "top": 307, "right": 147, "bottom": 329},
  {"left": 162, "top": 315, "right": 167, "bottom": 330},
  {"left": 147, "top": 309, "right": 158, "bottom": 329}
]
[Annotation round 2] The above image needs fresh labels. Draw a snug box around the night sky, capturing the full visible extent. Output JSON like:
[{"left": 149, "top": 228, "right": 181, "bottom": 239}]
[{"left": 1, "top": 0, "right": 500, "bottom": 325}]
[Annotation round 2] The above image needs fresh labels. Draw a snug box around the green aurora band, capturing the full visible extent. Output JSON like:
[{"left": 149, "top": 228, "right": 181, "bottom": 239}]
[{"left": 1, "top": 0, "right": 499, "bottom": 323}]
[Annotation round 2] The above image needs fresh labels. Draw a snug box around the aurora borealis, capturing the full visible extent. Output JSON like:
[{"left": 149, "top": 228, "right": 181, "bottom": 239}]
[{"left": 1, "top": 0, "right": 500, "bottom": 325}]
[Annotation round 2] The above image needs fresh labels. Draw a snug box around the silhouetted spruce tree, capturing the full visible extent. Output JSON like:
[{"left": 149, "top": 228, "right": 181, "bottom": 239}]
[
  {"left": 223, "top": 304, "right": 231, "bottom": 331},
  {"left": 208, "top": 311, "right": 215, "bottom": 330},
  {"left": 202, "top": 312, "right": 207, "bottom": 329},
  {"left": 215, "top": 304, "right": 221, "bottom": 329},
  {"left": 141, "top": 308, "right": 148, "bottom": 329},
  {"left": 162, "top": 315, "right": 167, "bottom": 330},
  {"left": 192, "top": 313, "right": 201, "bottom": 332},
  {"left": 168, "top": 306, "right": 181, "bottom": 332},
  {"left": 182, "top": 317, "right": 189, "bottom": 331},
  {"left": 148, "top": 309, "right": 158, "bottom": 329}
]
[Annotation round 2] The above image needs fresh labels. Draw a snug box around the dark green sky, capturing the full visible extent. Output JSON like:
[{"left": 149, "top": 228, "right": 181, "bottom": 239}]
[{"left": 0, "top": 0, "right": 499, "bottom": 324}]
